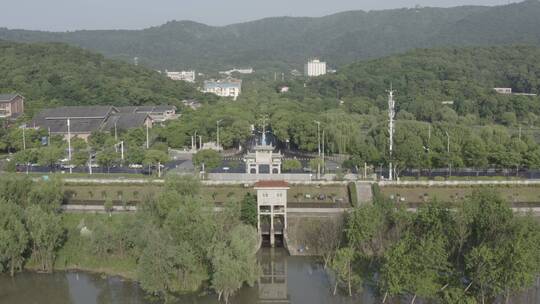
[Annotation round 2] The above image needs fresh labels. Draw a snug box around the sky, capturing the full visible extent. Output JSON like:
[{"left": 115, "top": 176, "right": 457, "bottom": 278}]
[{"left": 1, "top": 0, "right": 518, "bottom": 31}]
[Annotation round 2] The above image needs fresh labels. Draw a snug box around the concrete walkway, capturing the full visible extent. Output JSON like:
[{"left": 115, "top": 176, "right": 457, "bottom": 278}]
[{"left": 379, "top": 180, "right": 540, "bottom": 186}]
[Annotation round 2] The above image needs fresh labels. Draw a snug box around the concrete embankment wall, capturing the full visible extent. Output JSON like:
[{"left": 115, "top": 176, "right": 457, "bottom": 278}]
[
  {"left": 285, "top": 210, "right": 347, "bottom": 256},
  {"left": 207, "top": 173, "right": 313, "bottom": 181}
]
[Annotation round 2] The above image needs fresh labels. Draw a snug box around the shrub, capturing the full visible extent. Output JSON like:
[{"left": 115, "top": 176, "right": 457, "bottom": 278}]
[{"left": 348, "top": 182, "right": 358, "bottom": 207}]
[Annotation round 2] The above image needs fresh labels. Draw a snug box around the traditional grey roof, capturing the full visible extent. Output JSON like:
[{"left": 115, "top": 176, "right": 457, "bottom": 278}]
[
  {"left": 0, "top": 93, "right": 22, "bottom": 103},
  {"left": 116, "top": 105, "right": 176, "bottom": 114},
  {"left": 32, "top": 106, "right": 116, "bottom": 134},
  {"left": 32, "top": 105, "right": 153, "bottom": 135},
  {"left": 31, "top": 117, "right": 106, "bottom": 134},
  {"left": 103, "top": 113, "right": 150, "bottom": 131},
  {"left": 37, "top": 106, "right": 117, "bottom": 119}
]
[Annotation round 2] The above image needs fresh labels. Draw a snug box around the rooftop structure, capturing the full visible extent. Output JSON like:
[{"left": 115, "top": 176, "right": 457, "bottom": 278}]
[
  {"left": 0, "top": 93, "right": 24, "bottom": 119},
  {"left": 304, "top": 59, "right": 327, "bottom": 77},
  {"left": 203, "top": 79, "right": 242, "bottom": 100}
]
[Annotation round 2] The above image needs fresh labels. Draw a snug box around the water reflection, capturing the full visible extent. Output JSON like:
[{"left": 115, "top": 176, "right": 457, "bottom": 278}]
[{"left": 0, "top": 250, "right": 538, "bottom": 304}]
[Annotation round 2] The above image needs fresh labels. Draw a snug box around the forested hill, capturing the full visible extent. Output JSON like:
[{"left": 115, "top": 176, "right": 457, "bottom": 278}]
[
  {"left": 305, "top": 45, "right": 540, "bottom": 125},
  {"left": 1, "top": 1, "right": 540, "bottom": 70},
  {"left": 0, "top": 41, "right": 210, "bottom": 113}
]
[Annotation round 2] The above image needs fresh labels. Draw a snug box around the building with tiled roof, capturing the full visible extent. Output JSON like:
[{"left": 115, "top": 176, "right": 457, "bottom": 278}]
[
  {"left": 0, "top": 93, "right": 24, "bottom": 119},
  {"left": 31, "top": 105, "right": 153, "bottom": 141}
]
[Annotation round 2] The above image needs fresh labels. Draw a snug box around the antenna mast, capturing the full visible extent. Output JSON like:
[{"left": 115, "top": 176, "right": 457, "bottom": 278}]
[{"left": 387, "top": 85, "right": 396, "bottom": 181}]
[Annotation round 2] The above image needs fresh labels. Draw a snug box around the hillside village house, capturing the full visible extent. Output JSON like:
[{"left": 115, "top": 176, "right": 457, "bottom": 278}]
[
  {"left": 31, "top": 106, "right": 154, "bottom": 141},
  {"left": 203, "top": 79, "right": 242, "bottom": 100},
  {"left": 0, "top": 94, "right": 24, "bottom": 119}
]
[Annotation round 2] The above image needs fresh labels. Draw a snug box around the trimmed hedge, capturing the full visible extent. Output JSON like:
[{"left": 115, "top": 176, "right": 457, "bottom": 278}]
[{"left": 348, "top": 182, "right": 358, "bottom": 207}]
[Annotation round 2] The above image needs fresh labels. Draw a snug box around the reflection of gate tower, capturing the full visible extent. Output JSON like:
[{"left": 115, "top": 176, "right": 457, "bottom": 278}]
[
  {"left": 245, "top": 122, "right": 283, "bottom": 174},
  {"left": 258, "top": 249, "right": 290, "bottom": 303},
  {"left": 255, "top": 181, "right": 289, "bottom": 247}
]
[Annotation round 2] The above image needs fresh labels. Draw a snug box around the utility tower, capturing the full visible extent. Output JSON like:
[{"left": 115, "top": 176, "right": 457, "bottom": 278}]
[{"left": 387, "top": 86, "right": 396, "bottom": 181}]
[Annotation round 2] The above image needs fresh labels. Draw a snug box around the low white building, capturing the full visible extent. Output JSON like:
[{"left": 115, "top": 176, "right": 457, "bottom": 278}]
[
  {"left": 166, "top": 70, "right": 196, "bottom": 82},
  {"left": 304, "top": 59, "right": 327, "bottom": 77},
  {"left": 203, "top": 79, "right": 242, "bottom": 100},
  {"left": 219, "top": 68, "right": 254, "bottom": 75},
  {"left": 494, "top": 87, "right": 512, "bottom": 94}
]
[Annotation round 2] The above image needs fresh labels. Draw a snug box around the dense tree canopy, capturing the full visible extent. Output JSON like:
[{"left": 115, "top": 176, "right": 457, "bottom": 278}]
[
  {"left": 0, "top": 41, "right": 215, "bottom": 117},
  {"left": 336, "top": 190, "right": 540, "bottom": 303},
  {"left": 2, "top": 1, "right": 540, "bottom": 70}
]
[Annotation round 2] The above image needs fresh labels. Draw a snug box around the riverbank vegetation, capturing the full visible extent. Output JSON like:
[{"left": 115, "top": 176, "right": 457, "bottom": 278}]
[
  {"left": 329, "top": 189, "right": 540, "bottom": 303},
  {"left": 0, "top": 174, "right": 260, "bottom": 303},
  {"left": 0, "top": 175, "right": 64, "bottom": 275}
]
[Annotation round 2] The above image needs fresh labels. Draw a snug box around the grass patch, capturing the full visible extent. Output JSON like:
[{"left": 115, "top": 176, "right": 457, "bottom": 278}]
[
  {"left": 380, "top": 185, "right": 540, "bottom": 204},
  {"left": 63, "top": 183, "right": 351, "bottom": 205},
  {"left": 199, "top": 185, "right": 253, "bottom": 204}
]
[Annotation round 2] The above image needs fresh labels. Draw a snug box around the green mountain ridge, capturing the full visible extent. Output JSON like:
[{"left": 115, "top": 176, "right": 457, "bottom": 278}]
[
  {"left": 0, "top": 41, "right": 211, "bottom": 115},
  {"left": 1, "top": 1, "right": 540, "bottom": 70},
  {"left": 305, "top": 45, "right": 540, "bottom": 125}
]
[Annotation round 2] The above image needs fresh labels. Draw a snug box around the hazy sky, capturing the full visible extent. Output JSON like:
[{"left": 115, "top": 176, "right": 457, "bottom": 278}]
[{"left": 1, "top": 0, "right": 517, "bottom": 31}]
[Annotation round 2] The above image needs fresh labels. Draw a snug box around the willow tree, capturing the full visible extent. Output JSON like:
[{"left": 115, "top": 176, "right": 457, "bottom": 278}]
[{"left": 0, "top": 199, "right": 28, "bottom": 276}]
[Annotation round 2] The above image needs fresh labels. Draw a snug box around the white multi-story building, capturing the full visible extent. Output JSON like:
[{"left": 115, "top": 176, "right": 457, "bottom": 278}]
[
  {"left": 304, "top": 59, "right": 327, "bottom": 77},
  {"left": 203, "top": 79, "right": 242, "bottom": 100},
  {"left": 166, "top": 70, "right": 196, "bottom": 82}
]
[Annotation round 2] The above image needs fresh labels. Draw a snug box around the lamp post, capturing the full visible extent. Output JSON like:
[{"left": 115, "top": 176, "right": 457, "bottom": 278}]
[
  {"left": 67, "top": 118, "right": 72, "bottom": 174},
  {"left": 322, "top": 129, "right": 325, "bottom": 174},
  {"left": 146, "top": 123, "right": 149, "bottom": 149},
  {"left": 22, "top": 124, "right": 26, "bottom": 151},
  {"left": 445, "top": 131, "right": 451, "bottom": 177},
  {"left": 314, "top": 120, "right": 321, "bottom": 179},
  {"left": 193, "top": 130, "right": 198, "bottom": 151},
  {"left": 216, "top": 120, "right": 223, "bottom": 151}
]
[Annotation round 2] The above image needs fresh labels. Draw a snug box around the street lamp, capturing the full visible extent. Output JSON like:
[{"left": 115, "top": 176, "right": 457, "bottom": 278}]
[
  {"left": 445, "top": 131, "right": 451, "bottom": 177},
  {"left": 314, "top": 120, "right": 321, "bottom": 178},
  {"left": 192, "top": 130, "right": 198, "bottom": 151},
  {"left": 21, "top": 123, "right": 26, "bottom": 151},
  {"left": 314, "top": 121, "right": 321, "bottom": 157},
  {"left": 67, "top": 118, "right": 72, "bottom": 174},
  {"left": 216, "top": 119, "right": 223, "bottom": 151}
]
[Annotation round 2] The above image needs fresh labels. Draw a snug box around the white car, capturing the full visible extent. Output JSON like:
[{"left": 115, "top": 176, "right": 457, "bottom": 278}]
[{"left": 129, "top": 164, "right": 143, "bottom": 169}]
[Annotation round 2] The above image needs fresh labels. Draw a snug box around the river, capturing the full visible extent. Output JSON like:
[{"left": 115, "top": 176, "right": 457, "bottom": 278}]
[{"left": 0, "top": 248, "right": 538, "bottom": 304}]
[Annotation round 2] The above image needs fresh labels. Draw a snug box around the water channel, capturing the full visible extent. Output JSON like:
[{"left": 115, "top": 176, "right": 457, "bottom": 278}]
[{"left": 0, "top": 248, "right": 538, "bottom": 304}]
